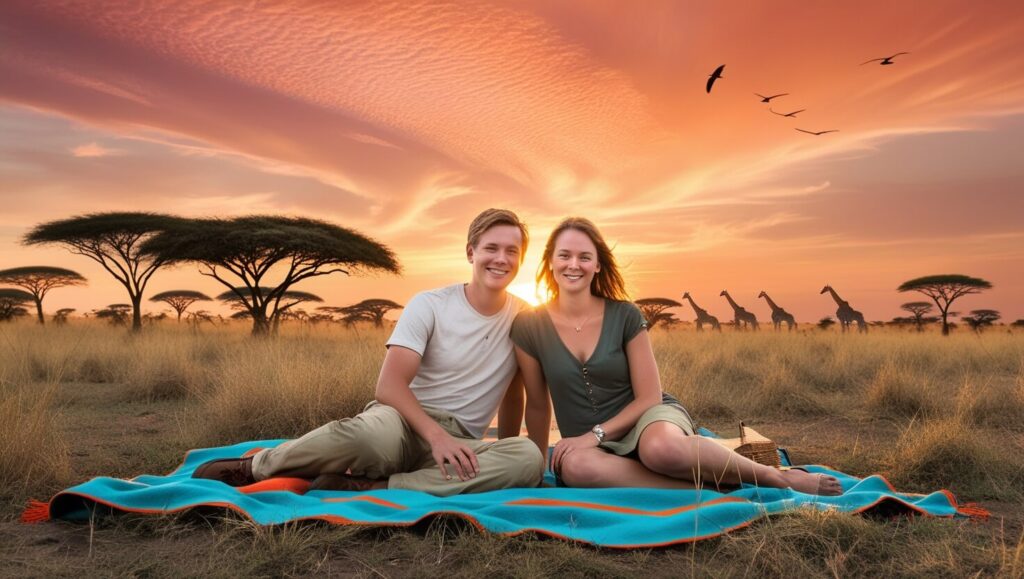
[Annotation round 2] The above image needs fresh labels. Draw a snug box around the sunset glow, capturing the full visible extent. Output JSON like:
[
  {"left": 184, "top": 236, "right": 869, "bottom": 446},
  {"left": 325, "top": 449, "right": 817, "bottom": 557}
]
[{"left": 1, "top": 1, "right": 1022, "bottom": 323}]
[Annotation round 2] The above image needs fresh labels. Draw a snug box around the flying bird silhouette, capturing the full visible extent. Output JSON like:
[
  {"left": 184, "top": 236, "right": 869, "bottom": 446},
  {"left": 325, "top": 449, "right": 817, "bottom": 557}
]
[
  {"left": 861, "top": 52, "right": 909, "bottom": 66},
  {"left": 755, "top": 92, "right": 788, "bottom": 103},
  {"left": 796, "top": 128, "right": 839, "bottom": 135},
  {"left": 706, "top": 64, "right": 725, "bottom": 93},
  {"left": 770, "top": 108, "right": 806, "bottom": 118}
]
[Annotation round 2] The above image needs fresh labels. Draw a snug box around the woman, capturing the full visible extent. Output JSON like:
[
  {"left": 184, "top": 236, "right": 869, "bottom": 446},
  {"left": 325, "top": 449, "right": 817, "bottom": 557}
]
[{"left": 511, "top": 217, "right": 842, "bottom": 495}]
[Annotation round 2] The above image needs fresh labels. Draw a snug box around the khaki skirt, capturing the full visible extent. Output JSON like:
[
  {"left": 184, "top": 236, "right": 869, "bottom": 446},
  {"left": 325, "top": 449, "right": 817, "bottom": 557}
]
[{"left": 599, "top": 403, "right": 695, "bottom": 456}]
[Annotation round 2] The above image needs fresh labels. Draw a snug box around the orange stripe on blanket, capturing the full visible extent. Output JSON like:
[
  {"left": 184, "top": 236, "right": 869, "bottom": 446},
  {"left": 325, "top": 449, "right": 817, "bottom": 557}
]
[
  {"left": 321, "top": 496, "right": 409, "bottom": 510},
  {"left": 505, "top": 496, "right": 749, "bottom": 516},
  {"left": 237, "top": 478, "right": 311, "bottom": 495}
]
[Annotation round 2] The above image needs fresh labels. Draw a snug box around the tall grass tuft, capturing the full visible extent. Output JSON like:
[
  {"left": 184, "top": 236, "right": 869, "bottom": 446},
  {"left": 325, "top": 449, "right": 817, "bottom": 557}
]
[
  {"left": 188, "top": 329, "right": 386, "bottom": 444},
  {"left": 0, "top": 370, "right": 71, "bottom": 493},
  {"left": 885, "top": 412, "right": 1024, "bottom": 501},
  {"left": 865, "top": 358, "right": 938, "bottom": 419}
]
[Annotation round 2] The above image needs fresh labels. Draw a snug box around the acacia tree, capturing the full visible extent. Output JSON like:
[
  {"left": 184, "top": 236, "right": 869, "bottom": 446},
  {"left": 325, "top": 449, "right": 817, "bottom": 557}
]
[
  {"left": 0, "top": 289, "right": 34, "bottom": 322},
  {"left": 93, "top": 304, "right": 132, "bottom": 326},
  {"left": 652, "top": 311, "right": 680, "bottom": 329},
  {"left": 897, "top": 275, "right": 992, "bottom": 336},
  {"left": 962, "top": 309, "right": 1000, "bottom": 333},
  {"left": 150, "top": 290, "right": 212, "bottom": 323},
  {"left": 900, "top": 301, "right": 935, "bottom": 332},
  {"left": 817, "top": 316, "right": 836, "bottom": 330},
  {"left": 0, "top": 266, "right": 86, "bottom": 325},
  {"left": 53, "top": 308, "right": 76, "bottom": 324},
  {"left": 23, "top": 213, "right": 182, "bottom": 331},
  {"left": 142, "top": 216, "right": 399, "bottom": 336},
  {"left": 336, "top": 299, "right": 404, "bottom": 328},
  {"left": 217, "top": 286, "right": 324, "bottom": 335},
  {"left": 634, "top": 298, "right": 682, "bottom": 330}
]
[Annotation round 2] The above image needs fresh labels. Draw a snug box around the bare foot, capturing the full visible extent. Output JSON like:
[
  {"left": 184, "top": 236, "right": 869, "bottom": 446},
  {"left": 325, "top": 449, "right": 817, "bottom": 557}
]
[{"left": 780, "top": 468, "right": 843, "bottom": 496}]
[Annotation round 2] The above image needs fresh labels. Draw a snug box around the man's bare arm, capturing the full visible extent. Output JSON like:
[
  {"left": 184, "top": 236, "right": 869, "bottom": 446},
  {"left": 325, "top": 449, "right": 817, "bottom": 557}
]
[{"left": 375, "top": 345, "right": 480, "bottom": 481}]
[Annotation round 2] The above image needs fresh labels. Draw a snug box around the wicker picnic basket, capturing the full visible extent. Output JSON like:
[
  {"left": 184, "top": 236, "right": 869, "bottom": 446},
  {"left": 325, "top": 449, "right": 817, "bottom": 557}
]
[{"left": 716, "top": 422, "right": 781, "bottom": 467}]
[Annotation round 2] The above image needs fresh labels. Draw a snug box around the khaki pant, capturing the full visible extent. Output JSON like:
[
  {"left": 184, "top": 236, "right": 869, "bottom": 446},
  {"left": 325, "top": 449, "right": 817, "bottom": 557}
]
[{"left": 250, "top": 402, "right": 544, "bottom": 496}]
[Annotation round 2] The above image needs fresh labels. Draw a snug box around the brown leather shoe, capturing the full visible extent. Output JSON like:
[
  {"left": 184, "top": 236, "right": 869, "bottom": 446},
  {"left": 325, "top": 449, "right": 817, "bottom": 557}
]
[
  {"left": 309, "top": 473, "right": 383, "bottom": 492},
  {"left": 192, "top": 457, "right": 255, "bottom": 486}
]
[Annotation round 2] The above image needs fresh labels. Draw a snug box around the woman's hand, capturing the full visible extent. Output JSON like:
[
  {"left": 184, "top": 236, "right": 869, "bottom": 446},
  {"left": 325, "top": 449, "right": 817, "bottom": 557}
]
[{"left": 550, "top": 432, "right": 600, "bottom": 473}]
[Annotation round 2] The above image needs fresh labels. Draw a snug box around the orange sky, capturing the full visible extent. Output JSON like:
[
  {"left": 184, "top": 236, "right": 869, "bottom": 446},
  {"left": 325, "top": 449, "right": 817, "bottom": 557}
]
[{"left": 1, "top": 1, "right": 1023, "bottom": 323}]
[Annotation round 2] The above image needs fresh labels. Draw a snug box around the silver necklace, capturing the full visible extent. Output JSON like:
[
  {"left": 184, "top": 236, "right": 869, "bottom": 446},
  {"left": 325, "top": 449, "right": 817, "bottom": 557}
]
[{"left": 567, "top": 311, "right": 594, "bottom": 333}]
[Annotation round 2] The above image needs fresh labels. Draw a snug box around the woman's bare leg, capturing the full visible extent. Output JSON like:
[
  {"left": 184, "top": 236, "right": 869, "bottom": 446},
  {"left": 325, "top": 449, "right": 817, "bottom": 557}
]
[
  {"left": 637, "top": 422, "right": 842, "bottom": 495},
  {"left": 557, "top": 447, "right": 695, "bottom": 489}
]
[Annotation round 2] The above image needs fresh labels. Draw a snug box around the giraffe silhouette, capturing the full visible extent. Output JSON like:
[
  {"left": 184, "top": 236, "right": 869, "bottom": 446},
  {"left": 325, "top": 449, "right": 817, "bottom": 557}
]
[
  {"left": 820, "top": 285, "right": 867, "bottom": 333},
  {"left": 682, "top": 292, "right": 721, "bottom": 332},
  {"left": 757, "top": 291, "right": 796, "bottom": 331},
  {"left": 720, "top": 291, "right": 759, "bottom": 330}
]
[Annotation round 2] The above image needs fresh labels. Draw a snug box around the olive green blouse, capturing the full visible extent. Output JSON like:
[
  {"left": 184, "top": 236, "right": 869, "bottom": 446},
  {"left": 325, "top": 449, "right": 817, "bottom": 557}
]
[{"left": 510, "top": 299, "right": 679, "bottom": 438}]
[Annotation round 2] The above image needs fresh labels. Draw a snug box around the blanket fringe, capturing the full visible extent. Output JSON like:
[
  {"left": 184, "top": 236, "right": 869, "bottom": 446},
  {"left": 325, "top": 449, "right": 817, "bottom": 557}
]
[
  {"left": 957, "top": 503, "right": 990, "bottom": 520},
  {"left": 20, "top": 499, "right": 51, "bottom": 524}
]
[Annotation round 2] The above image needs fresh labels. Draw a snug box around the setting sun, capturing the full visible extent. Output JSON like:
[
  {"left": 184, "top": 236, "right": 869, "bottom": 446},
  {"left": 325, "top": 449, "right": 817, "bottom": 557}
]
[{"left": 507, "top": 282, "right": 542, "bottom": 307}]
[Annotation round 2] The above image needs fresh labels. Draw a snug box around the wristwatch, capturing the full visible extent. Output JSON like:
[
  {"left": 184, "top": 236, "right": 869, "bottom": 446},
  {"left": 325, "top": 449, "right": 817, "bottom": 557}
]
[{"left": 591, "top": 424, "right": 606, "bottom": 443}]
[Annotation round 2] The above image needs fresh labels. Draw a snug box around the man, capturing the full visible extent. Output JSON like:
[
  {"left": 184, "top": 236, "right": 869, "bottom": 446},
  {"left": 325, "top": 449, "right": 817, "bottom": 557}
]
[{"left": 193, "top": 209, "right": 544, "bottom": 495}]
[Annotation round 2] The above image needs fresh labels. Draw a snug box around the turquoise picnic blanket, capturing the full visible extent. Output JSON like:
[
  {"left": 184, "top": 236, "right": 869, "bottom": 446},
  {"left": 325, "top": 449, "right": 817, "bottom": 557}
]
[{"left": 23, "top": 434, "right": 986, "bottom": 548}]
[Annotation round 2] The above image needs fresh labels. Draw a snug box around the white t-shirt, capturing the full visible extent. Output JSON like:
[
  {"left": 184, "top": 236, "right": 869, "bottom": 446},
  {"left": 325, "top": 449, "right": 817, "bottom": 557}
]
[{"left": 386, "top": 284, "right": 528, "bottom": 438}]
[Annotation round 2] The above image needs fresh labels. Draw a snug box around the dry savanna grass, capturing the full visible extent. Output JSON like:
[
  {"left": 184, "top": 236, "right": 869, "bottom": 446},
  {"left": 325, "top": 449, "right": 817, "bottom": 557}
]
[{"left": 1, "top": 319, "right": 1023, "bottom": 577}]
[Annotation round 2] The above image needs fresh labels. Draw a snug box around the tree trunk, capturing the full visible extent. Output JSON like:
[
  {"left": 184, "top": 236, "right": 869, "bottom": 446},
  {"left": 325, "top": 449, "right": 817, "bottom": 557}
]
[
  {"left": 941, "top": 311, "right": 950, "bottom": 336},
  {"left": 131, "top": 294, "right": 143, "bottom": 332},
  {"left": 251, "top": 314, "right": 271, "bottom": 337},
  {"left": 35, "top": 298, "right": 45, "bottom": 325}
]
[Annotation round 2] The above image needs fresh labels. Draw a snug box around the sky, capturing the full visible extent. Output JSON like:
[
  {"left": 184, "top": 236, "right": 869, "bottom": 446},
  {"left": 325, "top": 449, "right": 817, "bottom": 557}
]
[{"left": 1, "top": 0, "right": 1023, "bottom": 323}]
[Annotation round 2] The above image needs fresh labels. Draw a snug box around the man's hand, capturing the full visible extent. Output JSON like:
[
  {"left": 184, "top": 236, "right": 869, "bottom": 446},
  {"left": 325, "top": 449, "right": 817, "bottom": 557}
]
[
  {"left": 550, "top": 433, "right": 600, "bottom": 473},
  {"left": 427, "top": 431, "right": 480, "bottom": 481}
]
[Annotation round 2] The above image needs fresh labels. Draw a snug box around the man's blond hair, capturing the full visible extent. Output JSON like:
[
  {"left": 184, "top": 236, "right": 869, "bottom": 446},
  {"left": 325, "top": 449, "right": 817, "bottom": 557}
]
[{"left": 467, "top": 208, "right": 529, "bottom": 260}]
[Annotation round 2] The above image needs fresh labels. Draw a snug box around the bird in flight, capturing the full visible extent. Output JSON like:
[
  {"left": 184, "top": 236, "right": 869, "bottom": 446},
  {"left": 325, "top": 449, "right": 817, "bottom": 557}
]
[
  {"left": 861, "top": 52, "right": 910, "bottom": 66},
  {"left": 706, "top": 64, "right": 725, "bottom": 93},
  {"left": 755, "top": 92, "right": 789, "bottom": 103},
  {"left": 796, "top": 128, "right": 839, "bottom": 135},
  {"left": 770, "top": 108, "right": 806, "bottom": 118}
]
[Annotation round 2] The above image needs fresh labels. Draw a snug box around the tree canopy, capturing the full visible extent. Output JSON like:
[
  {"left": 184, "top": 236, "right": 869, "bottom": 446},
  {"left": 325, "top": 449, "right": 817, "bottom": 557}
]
[
  {"left": 897, "top": 274, "right": 992, "bottom": 336},
  {"left": 0, "top": 266, "right": 87, "bottom": 324},
  {"left": 962, "top": 309, "right": 1000, "bottom": 333},
  {"left": 92, "top": 304, "right": 132, "bottom": 326},
  {"left": 634, "top": 298, "right": 681, "bottom": 329},
  {"left": 330, "top": 299, "right": 404, "bottom": 328},
  {"left": 0, "top": 288, "right": 34, "bottom": 322},
  {"left": 899, "top": 301, "right": 935, "bottom": 332},
  {"left": 150, "top": 289, "right": 212, "bottom": 322},
  {"left": 141, "top": 216, "right": 400, "bottom": 336},
  {"left": 23, "top": 212, "right": 182, "bottom": 331}
]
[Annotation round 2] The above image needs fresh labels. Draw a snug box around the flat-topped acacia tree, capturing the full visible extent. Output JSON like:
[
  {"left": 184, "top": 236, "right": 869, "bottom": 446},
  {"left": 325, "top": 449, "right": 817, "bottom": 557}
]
[
  {"left": 336, "top": 299, "right": 404, "bottom": 328},
  {"left": 897, "top": 275, "right": 993, "bottom": 336},
  {"left": 0, "top": 266, "right": 86, "bottom": 324},
  {"left": 141, "top": 215, "right": 400, "bottom": 336},
  {"left": 150, "top": 290, "right": 212, "bottom": 323},
  {"left": 217, "top": 287, "right": 323, "bottom": 334},
  {"left": 22, "top": 213, "right": 182, "bottom": 331},
  {"left": 634, "top": 298, "right": 682, "bottom": 330},
  {"left": 0, "top": 288, "right": 34, "bottom": 322},
  {"left": 900, "top": 301, "right": 935, "bottom": 332}
]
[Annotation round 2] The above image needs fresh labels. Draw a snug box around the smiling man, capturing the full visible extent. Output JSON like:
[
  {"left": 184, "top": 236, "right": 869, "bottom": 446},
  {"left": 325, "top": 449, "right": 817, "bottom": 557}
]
[{"left": 193, "top": 208, "right": 544, "bottom": 495}]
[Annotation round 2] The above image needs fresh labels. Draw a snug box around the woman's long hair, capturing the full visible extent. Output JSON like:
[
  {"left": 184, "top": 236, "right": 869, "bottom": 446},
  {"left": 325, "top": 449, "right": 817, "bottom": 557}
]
[{"left": 537, "top": 217, "right": 629, "bottom": 302}]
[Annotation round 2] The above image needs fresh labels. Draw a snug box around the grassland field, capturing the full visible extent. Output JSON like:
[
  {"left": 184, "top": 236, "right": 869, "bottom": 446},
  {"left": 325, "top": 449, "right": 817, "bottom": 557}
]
[{"left": 1, "top": 320, "right": 1022, "bottom": 577}]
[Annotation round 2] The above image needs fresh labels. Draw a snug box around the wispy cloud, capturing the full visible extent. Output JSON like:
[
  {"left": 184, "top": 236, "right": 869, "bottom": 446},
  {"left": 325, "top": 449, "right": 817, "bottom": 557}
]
[{"left": 70, "top": 141, "right": 122, "bottom": 157}]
